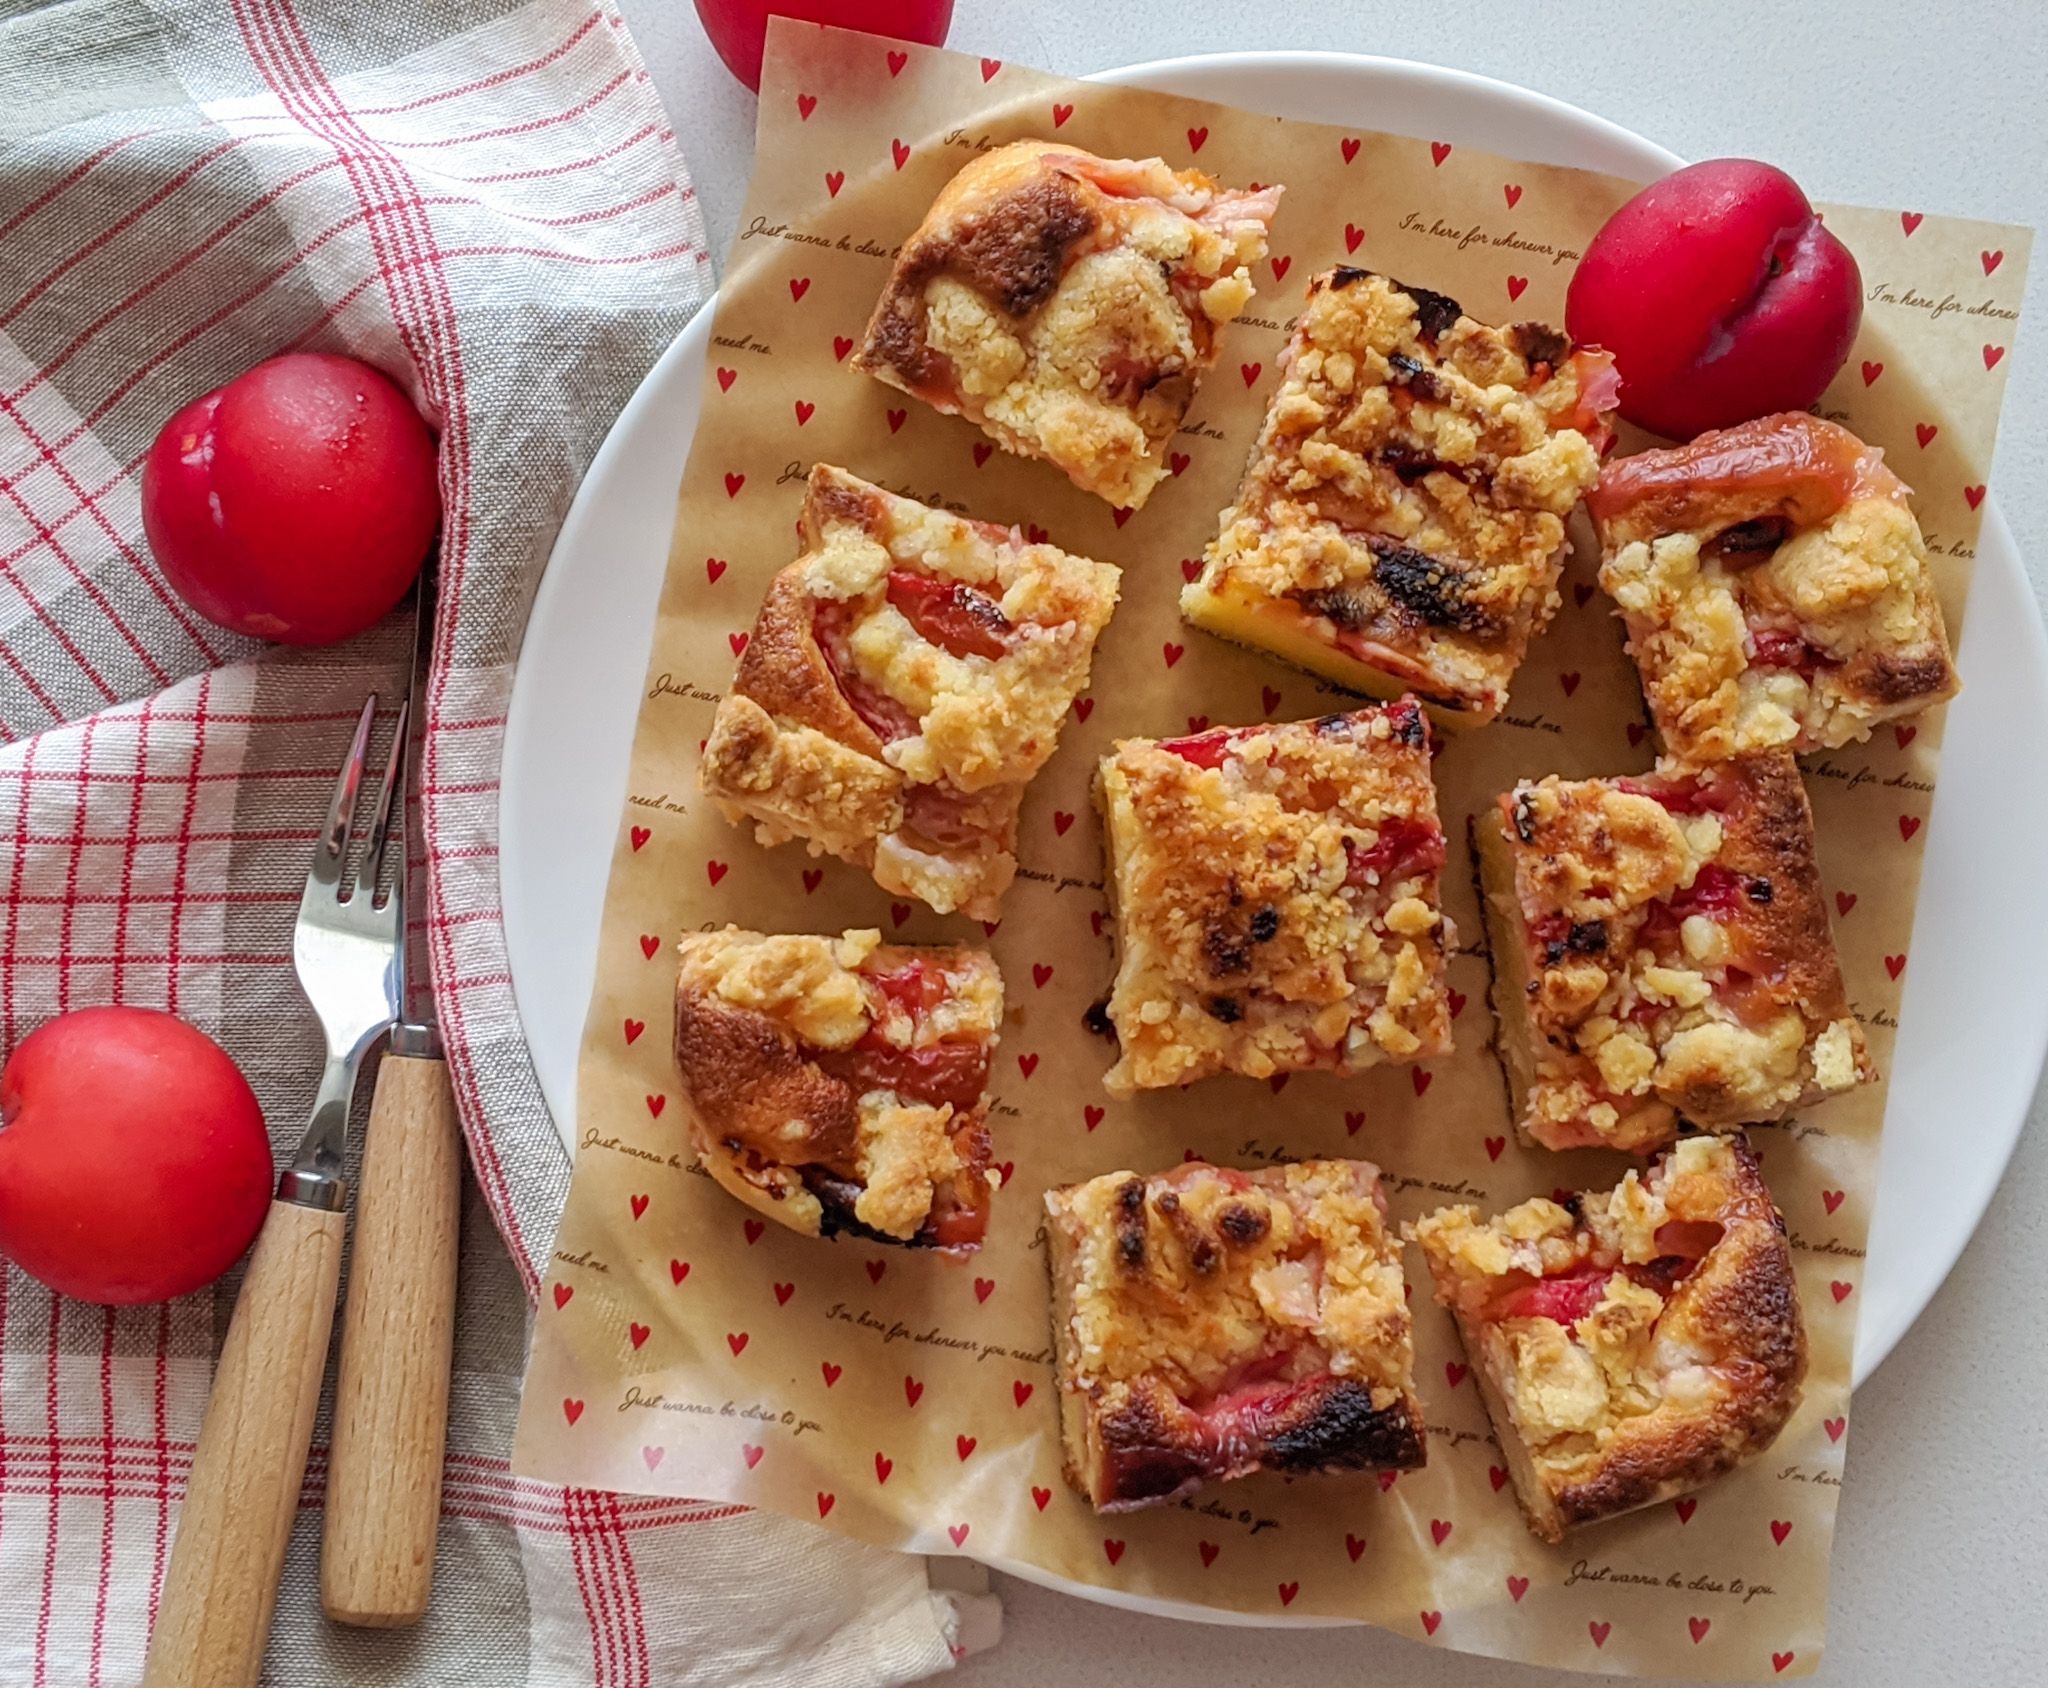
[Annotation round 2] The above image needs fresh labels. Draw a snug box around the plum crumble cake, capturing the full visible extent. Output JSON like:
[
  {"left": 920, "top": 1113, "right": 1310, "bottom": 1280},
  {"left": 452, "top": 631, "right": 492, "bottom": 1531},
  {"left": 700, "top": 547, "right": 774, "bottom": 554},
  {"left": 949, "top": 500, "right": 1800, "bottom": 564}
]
[
  {"left": 1045, "top": 1158, "right": 1425, "bottom": 1511},
  {"left": 1591, "top": 412, "right": 1960, "bottom": 759},
  {"left": 1474, "top": 754, "right": 1872, "bottom": 1153},
  {"left": 1414, "top": 1134, "right": 1806, "bottom": 1542},
  {"left": 854, "top": 140, "right": 1281, "bottom": 509},
  {"left": 1181, "top": 268, "right": 1619, "bottom": 723},
  {"left": 1094, "top": 700, "right": 1453, "bottom": 1095},
  {"left": 699, "top": 464, "right": 1119, "bottom": 919},
  {"left": 673, "top": 927, "right": 1002, "bottom": 1250}
]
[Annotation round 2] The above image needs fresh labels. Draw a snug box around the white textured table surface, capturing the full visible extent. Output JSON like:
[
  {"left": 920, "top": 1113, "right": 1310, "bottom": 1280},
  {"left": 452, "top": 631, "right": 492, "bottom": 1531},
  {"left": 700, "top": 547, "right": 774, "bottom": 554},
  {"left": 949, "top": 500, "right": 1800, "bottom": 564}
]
[{"left": 617, "top": 3, "right": 2046, "bottom": 1682}]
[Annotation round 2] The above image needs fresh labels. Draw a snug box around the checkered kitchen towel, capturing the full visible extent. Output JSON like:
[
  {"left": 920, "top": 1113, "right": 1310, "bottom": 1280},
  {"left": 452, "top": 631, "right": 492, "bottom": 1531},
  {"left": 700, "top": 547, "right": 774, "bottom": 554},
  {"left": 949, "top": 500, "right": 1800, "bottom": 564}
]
[{"left": 0, "top": 0, "right": 996, "bottom": 1681}]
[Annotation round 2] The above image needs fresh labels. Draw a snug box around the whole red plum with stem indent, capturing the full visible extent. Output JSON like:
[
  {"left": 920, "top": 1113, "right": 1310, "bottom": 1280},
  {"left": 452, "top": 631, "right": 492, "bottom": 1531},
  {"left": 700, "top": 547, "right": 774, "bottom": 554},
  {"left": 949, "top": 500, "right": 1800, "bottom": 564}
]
[
  {"left": 1565, "top": 159, "right": 1862, "bottom": 441},
  {"left": 0, "top": 1008, "right": 273, "bottom": 1305},
  {"left": 693, "top": 0, "right": 953, "bottom": 93},
  {"left": 142, "top": 352, "right": 438, "bottom": 646}
]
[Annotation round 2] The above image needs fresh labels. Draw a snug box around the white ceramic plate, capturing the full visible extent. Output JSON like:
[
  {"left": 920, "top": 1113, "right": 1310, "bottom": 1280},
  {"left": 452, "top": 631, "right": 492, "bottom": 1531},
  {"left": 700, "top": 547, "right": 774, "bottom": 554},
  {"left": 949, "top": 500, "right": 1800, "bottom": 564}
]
[{"left": 503, "top": 51, "right": 2047, "bottom": 1425}]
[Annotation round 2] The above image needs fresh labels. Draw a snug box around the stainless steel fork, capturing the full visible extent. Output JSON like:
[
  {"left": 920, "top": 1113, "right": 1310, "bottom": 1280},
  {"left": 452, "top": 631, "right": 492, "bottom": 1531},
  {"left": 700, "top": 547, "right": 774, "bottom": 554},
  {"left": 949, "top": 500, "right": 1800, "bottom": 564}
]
[{"left": 144, "top": 693, "right": 406, "bottom": 1688}]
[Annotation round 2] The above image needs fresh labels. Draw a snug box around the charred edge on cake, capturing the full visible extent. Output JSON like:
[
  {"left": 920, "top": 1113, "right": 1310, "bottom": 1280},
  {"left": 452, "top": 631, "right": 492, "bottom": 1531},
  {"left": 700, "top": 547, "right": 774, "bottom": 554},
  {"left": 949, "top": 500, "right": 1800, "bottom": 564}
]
[
  {"left": 1509, "top": 321, "right": 1570, "bottom": 370},
  {"left": 1323, "top": 268, "right": 1465, "bottom": 344},
  {"left": 1510, "top": 790, "right": 1540, "bottom": 843},
  {"left": 1114, "top": 1177, "right": 1148, "bottom": 1267},
  {"left": 801, "top": 1166, "right": 942, "bottom": 1250},
  {"left": 1703, "top": 514, "right": 1792, "bottom": 566},
  {"left": 1543, "top": 920, "right": 1609, "bottom": 968},
  {"left": 949, "top": 171, "right": 1100, "bottom": 317},
  {"left": 1295, "top": 538, "right": 1497, "bottom": 639},
  {"left": 1083, "top": 998, "right": 1116, "bottom": 1040},
  {"left": 1386, "top": 351, "right": 1448, "bottom": 404},
  {"left": 1263, "top": 1380, "right": 1426, "bottom": 1472},
  {"left": 1857, "top": 647, "right": 1958, "bottom": 705}
]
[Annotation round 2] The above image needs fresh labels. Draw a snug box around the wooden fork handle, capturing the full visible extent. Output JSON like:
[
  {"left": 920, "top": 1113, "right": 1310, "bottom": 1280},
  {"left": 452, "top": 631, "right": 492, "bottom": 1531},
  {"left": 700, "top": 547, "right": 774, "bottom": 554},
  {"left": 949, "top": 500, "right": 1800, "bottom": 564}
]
[
  {"left": 144, "top": 1199, "right": 345, "bottom": 1688},
  {"left": 320, "top": 1052, "right": 463, "bottom": 1626}
]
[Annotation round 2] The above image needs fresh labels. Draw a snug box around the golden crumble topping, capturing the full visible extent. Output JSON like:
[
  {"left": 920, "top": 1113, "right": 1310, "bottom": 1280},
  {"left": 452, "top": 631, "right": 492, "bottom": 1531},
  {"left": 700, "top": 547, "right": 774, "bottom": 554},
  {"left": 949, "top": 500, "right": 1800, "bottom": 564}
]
[
  {"left": 1093, "top": 700, "right": 1453, "bottom": 1095},
  {"left": 1591, "top": 413, "right": 1959, "bottom": 759},
  {"left": 699, "top": 464, "right": 1119, "bottom": 920},
  {"left": 856, "top": 140, "right": 1281, "bottom": 509},
  {"left": 1475, "top": 754, "right": 1870, "bottom": 1152},
  {"left": 672, "top": 927, "right": 1002, "bottom": 1250},
  {"left": 1045, "top": 1158, "right": 1425, "bottom": 1510},
  {"left": 1414, "top": 1136, "right": 1806, "bottom": 1543},
  {"left": 1181, "top": 269, "right": 1616, "bottom": 723}
]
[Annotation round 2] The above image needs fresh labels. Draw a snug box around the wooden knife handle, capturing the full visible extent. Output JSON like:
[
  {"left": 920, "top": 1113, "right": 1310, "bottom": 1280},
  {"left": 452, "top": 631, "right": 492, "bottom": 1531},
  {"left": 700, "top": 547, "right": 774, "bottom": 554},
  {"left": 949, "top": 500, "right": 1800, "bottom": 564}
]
[
  {"left": 144, "top": 1199, "right": 345, "bottom": 1688},
  {"left": 319, "top": 1052, "right": 463, "bottom": 1626}
]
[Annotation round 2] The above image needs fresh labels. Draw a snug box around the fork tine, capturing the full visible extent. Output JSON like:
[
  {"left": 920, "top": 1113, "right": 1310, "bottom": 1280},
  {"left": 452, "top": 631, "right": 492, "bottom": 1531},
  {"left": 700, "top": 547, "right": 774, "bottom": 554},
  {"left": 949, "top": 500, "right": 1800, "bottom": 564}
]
[
  {"left": 363, "top": 696, "right": 409, "bottom": 906},
  {"left": 316, "top": 696, "right": 379, "bottom": 887}
]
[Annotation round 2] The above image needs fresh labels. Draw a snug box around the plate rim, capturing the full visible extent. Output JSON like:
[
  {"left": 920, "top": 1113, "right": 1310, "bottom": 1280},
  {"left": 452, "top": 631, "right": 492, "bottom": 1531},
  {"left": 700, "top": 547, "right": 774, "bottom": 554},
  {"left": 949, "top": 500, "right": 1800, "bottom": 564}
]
[{"left": 500, "top": 46, "right": 2047, "bottom": 1624}]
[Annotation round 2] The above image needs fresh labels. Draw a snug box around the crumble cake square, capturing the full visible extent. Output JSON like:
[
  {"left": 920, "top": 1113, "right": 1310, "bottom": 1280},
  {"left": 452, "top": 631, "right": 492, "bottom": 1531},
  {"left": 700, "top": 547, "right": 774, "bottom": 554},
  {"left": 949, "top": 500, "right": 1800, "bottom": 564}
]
[
  {"left": 1590, "top": 412, "right": 1960, "bottom": 759},
  {"left": 1413, "top": 1135, "right": 1806, "bottom": 1543},
  {"left": 1474, "top": 753, "right": 1872, "bottom": 1153},
  {"left": 1181, "top": 268, "right": 1618, "bottom": 723},
  {"left": 1093, "top": 699, "right": 1453, "bottom": 1095},
  {"left": 674, "top": 927, "right": 1003, "bottom": 1251},
  {"left": 700, "top": 464, "right": 1119, "bottom": 920},
  {"left": 1045, "top": 1158, "right": 1425, "bottom": 1512},
  {"left": 854, "top": 140, "right": 1281, "bottom": 510}
]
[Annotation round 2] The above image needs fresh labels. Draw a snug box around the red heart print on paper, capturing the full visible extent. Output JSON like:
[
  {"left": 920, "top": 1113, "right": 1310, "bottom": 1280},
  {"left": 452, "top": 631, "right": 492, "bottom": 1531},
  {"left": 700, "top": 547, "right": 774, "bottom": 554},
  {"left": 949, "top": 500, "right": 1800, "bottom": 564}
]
[
  {"left": 1032, "top": 963, "right": 1054, "bottom": 989},
  {"left": 629, "top": 1322, "right": 650, "bottom": 1350},
  {"left": 972, "top": 442, "right": 994, "bottom": 468},
  {"left": 1016, "top": 1052, "right": 1039, "bottom": 1079},
  {"left": 1163, "top": 642, "right": 1185, "bottom": 668},
  {"left": 1074, "top": 696, "right": 1095, "bottom": 721},
  {"left": 787, "top": 277, "right": 809, "bottom": 302},
  {"left": 1559, "top": 671, "right": 1582, "bottom": 697},
  {"left": 824, "top": 171, "right": 844, "bottom": 198},
  {"left": 1506, "top": 275, "right": 1529, "bottom": 302},
  {"left": 890, "top": 902, "right": 911, "bottom": 927},
  {"left": 1964, "top": 484, "right": 1986, "bottom": 510},
  {"left": 1268, "top": 1074, "right": 1289, "bottom": 1095},
  {"left": 816, "top": 1491, "right": 835, "bottom": 1518},
  {"left": 1240, "top": 362, "right": 1262, "bottom": 387},
  {"left": 1822, "top": 1189, "right": 1846, "bottom": 1214},
  {"left": 743, "top": 1218, "right": 765, "bottom": 1244},
  {"left": 552, "top": 1282, "right": 573, "bottom": 1310},
  {"left": 1013, "top": 1380, "right": 1034, "bottom": 1407},
  {"left": 891, "top": 138, "right": 911, "bottom": 170},
  {"left": 1448, "top": 989, "right": 1467, "bottom": 1018},
  {"left": 904, "top": 1375, "right": 924, "bottom": 1407},
  {"left": 1835, "top": 890, "right": 1856, "bottom": 916},
  {"left": 1343, "top": 1110, "right": 1364, "bottom": 1135},
  {"left": 872, "top": 1451, "right": 893, "bottom": 1484},
  {"left": 642, "top": 1444, "right": 664, "bottom": 1470},
  {"left": 1689, "top": 1617, "right": 1711, "bottom": 1645},
  {"left": 630, "top": 825, "right": 650, "bottom": 852},
  {"left": 1277, "top": 1582, "right": 1298, "bottom": 1607},
  {"left": 1377, "top": 1469, "right": 1399, "bottom": 1492},
  {"left": 639, "top": 934, "right": 660, "bottom": 960},
  {"left": 1984, "top": 344, "right": 2006, "bottom": 371},
  {"left": 1771, "top": 1519, "right": 1793, "bottom": 1545},
  {"left": 1256, "top": 685, "right": 1281, "bottom": 715},
  {"left": 886, "top": 408, "right": 907, "bottom": 434},
  {"left": 1774, "top": 1653, "right": 1796, "bottom": 1675},
  {"left": 722, "top": 470, "right": 746, "bottom": 501},
  {"left": 1411, "top": 1069, "right": 1433, "bottom": 1097},
  {"left": 1588, "top": 1622, "right": 1611, "bottom": 1648},
  {"left": 974, "top": 1278, "right": 995, "bottom": 1303},
  {"left": 832, "top": 334, "right": 853, "bottom": 360},
  {"left": 1343, "top": 222, "right": 1367, "bottom": 255},
  {"left": 630, "top": 1192, "right": 650, "bottom": 1220},
  {"left": 1272, "top": 254, "right": 1292, "bottom": 281},
  {"left": 820, "top": 1360, "right": 841, "bottom": 1386},
  {"left": 622, "top": 1018, "right": 644, "bottom": 1045},
  {"left": 716, "top": 366, "right": 736, "bottom": 391},
  {"left": 1899, "top": 210, "right": 1923, "bottom": 235},
  {"left": 955, "top": 1435, "right": 976, "bottom": 1461},
  {"left": 727, "top": 632, "right": 748, "bottom": 659},
  {"left": 1675, "top": 1497, "right": 1697, "bottom": 1524},
  {"left": 796, "top": 92, "right": 817, "bottom": 119},
  {"left": 774, "top": 1282, "right": 795, "bottom": 1306},
  {"left": 1507, "top": 1575, "right": 1528, "bottom": 1603},
  {"left": 1051, "top": 102, "right": 1073, "bottom": 127},
  {"left": 1831, "top": 1280, "right": 1854, "bottom": 1302},
  {"left": 1484, "top": 1135, "right": 1505, "bottom": 1161},
  {"left": 1169, "top": 451, "right": 1190, "bottom": 476},
  {"left": 1445, "top": 1361, "right": 1467, "bottom": 1387},
  {"left": 742, "top": 1443, "right": 764, "bottom": 1468},
  {"left": 1429, "top": 1519, "right": 1452, "bottom": 1547},
  {"left": 864, "top": 1259, "right": 886, "bottom": 1285},
  {"left": 1983, "top": 248, "right": 2004, "bottom": 275},
  {"left": 1340, "top": 137, "right": 1360, "bottom": 163},
  {"left": 886, "top": 48, "right": 908, "bottom": 74},
  {"left": 1626, "top": 722, "right": 1647, "bottom": 748},
  {"left": 1914, "top": 422, "right": 1937, "bottom": 449},
  {"left": 1053, "top": 810, "right": 1075, "bottom": 836},
  {"left": 1031, "top": 1485, "right": 1052, "bottom": 1511},
  {"left": 1430, "top": 141, "right": 1452, "bottom": 166},
  {"left": 1186, "top": 125, "right": 1208, "bottom": 153},
  {"left": 1083, "top": 1105, "right": 1105, "bottom": 1131},
  {"left": 947, "top": 1522, "right": 970, "bottom": 1547},
  {"left": 1489, "top": 1465, "right": 1508, "bottom": 1492},
  {"left": 980, "top": 56, "right": 1001, "bottom": 80},
  {"left": 706, "top": 860, "right": 729, "bottom": 886},
  {"left": 1898, "top": 813, "right": 1921, "bottom": 841},
  {"left": 1199, "top": 1541, "right": 1220, "bottom": 1567},
  {"left": 704, "top": 556, "right": 727, "bottom": 585},
  {"left": 1112, "top": 508, "right": 1132, "bottom": 527},
  {"left": 1344, "top": 1532, "right": 1367, "bottom": 1562},
  {"left": 793, "top": 400, "right": 814, "bottom": 426},
  {"left": 1180, "top": 558, "right": 1202, "bottom": 582},
  {"left": 1103, "top": 1539, "right": 1126, "bottom": 1565},
  {"left": 1573, "top": 582, "right": 1595, "bottom": 608},
  {"left": 562, "top": 1398, "right": 584, "bottom": 1425},
  {"left": 802, "top": 869, "right": 824, "bottom": 894},
  {"left": 1825, "top": 1416, "right": 1846, "bottom": 1442},
  {"left": 726, "top": 1331, "right": 748, "bottom": 1355},
  {"left": 1090, "top": 910, "right": 1107, "bottom": 937},
  {"left": 670, "top": 1259, "right": 690, "bottom": 1285},
  {"left": 1895, "top": 724, "right": 1918, "bottom": 750},
  {"left": 1861, "top": 360, "right": 1883, "bottom": 385},
  {"left": 1420, "top": 1611, "right": 1443, "bottom": 1636}
]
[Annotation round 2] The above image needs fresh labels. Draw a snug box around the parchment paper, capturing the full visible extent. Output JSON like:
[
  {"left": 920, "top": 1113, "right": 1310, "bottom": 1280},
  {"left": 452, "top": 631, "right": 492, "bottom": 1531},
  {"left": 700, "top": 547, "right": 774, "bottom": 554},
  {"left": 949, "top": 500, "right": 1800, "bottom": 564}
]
[{"left": 513, "top": 23, "right": 2032, "bottom": 1677}]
